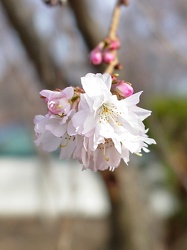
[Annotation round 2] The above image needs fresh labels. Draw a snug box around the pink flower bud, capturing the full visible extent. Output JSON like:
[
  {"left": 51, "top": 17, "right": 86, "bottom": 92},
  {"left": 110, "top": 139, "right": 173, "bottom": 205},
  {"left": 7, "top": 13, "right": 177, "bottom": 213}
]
[
  {"left": 40, "top": 87, "right": 74, "bottom": 115},
  {"left": 109, "top": 39, "right": 121, "bottom": 50},
  {"left": 112, "top": 81, "right": 134, "bottom": 98},
  {"left": 90, "top": 49, "right": 102, "bottom": 65},
  {"left": 47, "top": 95, "right": 70, "bottom": 115},
  {"left": 102, "top": 51, "right": 115, "bottom": 64}
]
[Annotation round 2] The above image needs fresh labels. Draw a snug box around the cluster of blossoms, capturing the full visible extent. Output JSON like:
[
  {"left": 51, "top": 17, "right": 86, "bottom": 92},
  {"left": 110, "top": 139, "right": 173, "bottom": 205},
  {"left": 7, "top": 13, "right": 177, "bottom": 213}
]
[
  {"left": 90, "top": 38, "right": 120, "bottom": 65},
  {"left": 34, "top": 73, "right": 156, "bottom": 171}
]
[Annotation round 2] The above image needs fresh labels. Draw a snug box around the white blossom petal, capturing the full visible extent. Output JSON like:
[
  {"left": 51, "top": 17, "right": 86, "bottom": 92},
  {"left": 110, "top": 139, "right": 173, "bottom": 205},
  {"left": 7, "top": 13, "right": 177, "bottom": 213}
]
[
  {"left": 59, "top": 134, "right": 76, "bottom": 159},
  {"left": 122, "top": 91, "right": 143, "bottom": 106},
  {"left": 46, "top": 118, "right": 66, "bottom": 137},
  {"left": 35, "top": 131, "right": 62, "bottom": 152},
  {"left": 81, "top": 73, "right": 112, "bottom": 98}
]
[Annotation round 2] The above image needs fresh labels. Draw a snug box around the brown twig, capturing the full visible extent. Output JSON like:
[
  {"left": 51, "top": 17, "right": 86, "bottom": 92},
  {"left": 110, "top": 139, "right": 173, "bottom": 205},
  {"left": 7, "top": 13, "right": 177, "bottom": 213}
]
[
  {"left": 1, "top": 0, "right": 66, "bottom": 89},
  {"left": 108, "top": 1, "right": 121, "bottom": 40},
  {"left": 105, "top": 0, "right": 122, "bottom": 74}
]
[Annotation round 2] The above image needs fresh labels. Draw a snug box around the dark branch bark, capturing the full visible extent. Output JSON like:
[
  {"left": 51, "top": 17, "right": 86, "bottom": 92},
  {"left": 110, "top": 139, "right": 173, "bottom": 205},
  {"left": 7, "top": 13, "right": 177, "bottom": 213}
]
[
  {"left": 68, "top": 0, "right": 103, "bottom": 50},
  {"left": 1, "top": 0, "right": 65, "bottom": 89},
  {"left": 69, "top": 0, "right": 106, "bottom": 73}
]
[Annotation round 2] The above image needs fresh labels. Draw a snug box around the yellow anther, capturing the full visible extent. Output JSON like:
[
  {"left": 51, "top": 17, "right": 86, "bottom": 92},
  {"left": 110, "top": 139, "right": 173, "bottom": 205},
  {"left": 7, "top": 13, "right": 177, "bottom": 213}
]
[
  {"left": 56, "top": 105, "right": 62, "bottom": 109},
  {"left": 135, "top": 153, "right": 142, "bottom": 157},
  {"left": 60, "top": 138, "right": 69, "bottom": 148}
]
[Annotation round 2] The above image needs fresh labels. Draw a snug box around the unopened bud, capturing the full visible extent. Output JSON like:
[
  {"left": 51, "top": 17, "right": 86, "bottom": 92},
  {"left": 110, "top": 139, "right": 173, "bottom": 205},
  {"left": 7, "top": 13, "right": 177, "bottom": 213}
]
[
  {"left": 109, "top": 39, "right": 121, "bottom": 50},
  {"left": 103, "top": 51, "right": 115, "bottom": 64},
  {"left": 112, "top": 81, "right": 134, "bottom": 98},
  {"left": 120, "top": 0, "right": 129, "bottom": 6},
  {"left": 114, "top": 63, "right": 123, "bottom": 70},
  {"left": 90, "top": 49, "right": 102, "bottom": 65}
]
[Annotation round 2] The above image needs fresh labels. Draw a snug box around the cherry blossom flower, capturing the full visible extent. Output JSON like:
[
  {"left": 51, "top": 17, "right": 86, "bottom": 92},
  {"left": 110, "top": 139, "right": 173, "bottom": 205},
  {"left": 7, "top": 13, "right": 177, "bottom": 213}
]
[
  {"left": 34, "top": 86, "right": 77, "bottom": 159},
  {"left": 70, "top": 73, "right": 156, "bottom": 171},
  {"left": 73, "top": 136, "right": 122, "bottom": 171},
  {"left": 40, "top": 87, "right": 74, "bottom": 115}
]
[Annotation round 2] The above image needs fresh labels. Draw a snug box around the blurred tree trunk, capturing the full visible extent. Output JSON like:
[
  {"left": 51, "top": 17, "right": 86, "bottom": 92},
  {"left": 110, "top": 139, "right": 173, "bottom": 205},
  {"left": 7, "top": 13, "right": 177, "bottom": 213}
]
[
  {"left": 69, "top": 0, "right": 106, "bottom": 73},
  {"left": 1, "top": 0, "right": 65, "bottom": 89},
  {"left": 116, "top": 164, "right": 165, "bottom": 250},
  {"left": 69, "top": 0, "right": 103, "bottom": 50}
]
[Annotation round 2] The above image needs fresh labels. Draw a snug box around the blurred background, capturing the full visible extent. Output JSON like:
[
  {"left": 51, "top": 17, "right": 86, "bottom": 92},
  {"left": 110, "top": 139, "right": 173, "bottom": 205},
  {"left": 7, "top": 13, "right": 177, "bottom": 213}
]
[{"left": 0, "top": 0, "right": 187, "bottom": 249}]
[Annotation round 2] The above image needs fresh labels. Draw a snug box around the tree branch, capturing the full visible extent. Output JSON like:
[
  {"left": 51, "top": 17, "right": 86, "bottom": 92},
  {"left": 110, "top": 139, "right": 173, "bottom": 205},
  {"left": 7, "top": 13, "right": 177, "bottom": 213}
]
[
  {"left": 1, "top": 0, "right": 66, "bottom": 89},
  {"left": 68, "top": 0, "right": 103, "bottom": 51},
  {"left": 105, "top": 0, "right": 121, "bottom": 74}
]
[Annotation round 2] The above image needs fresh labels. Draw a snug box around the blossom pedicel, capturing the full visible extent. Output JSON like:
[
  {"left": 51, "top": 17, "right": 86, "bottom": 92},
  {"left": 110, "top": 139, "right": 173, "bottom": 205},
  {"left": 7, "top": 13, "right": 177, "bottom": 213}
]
[{"left": 34, "top": 73, "right": 156, "bottom": 171}]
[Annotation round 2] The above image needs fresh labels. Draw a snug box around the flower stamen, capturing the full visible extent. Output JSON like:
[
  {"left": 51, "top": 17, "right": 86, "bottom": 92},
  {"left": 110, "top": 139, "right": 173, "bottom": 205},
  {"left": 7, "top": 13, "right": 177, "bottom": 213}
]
[
  {"left": 135, "top": 153, "right": 142, "bottom": 157},
  {"left": 103, "top": 143, "right": 109, "bottom": 162},
  {"left": 99, "top": 103, "right": 121, "bottom": 126},
  {"left": 60, "top": 138, "right": 69, "bottom": 148},
  {"left": 60, "top": 135, "right": 76, "bottom": 148}
]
